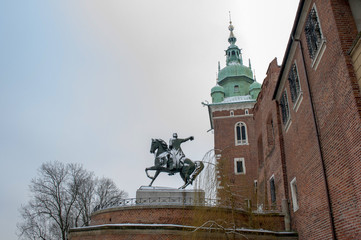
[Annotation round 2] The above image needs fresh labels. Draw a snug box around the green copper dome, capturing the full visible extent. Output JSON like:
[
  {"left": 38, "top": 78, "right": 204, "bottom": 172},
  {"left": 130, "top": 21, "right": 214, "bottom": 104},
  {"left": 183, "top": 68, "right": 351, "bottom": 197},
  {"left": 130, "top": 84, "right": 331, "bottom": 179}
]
[
  {"left": 210, "top": 18, "right": 257, "bottom": 103},
  {"left": 211, "top": 84, "right": 225, "bottom": 103},
  {"left": 249, "top": 81, "right": 261, "bottom": 90},
  {"left": 211, "top": 84, "right": 225, "bottom": 94},
  {"left": 218, "top": 64, "right": 253, "bottom": 83}
]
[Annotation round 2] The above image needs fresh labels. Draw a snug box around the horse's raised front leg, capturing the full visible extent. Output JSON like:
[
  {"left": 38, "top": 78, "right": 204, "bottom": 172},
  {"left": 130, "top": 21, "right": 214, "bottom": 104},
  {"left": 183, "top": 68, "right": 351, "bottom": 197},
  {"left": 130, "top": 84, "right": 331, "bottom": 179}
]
[
  {"left": 148, "top": 170, "right": 160, "bottom": 187},
  {"left": 145, "top": 166, "right": 159, "bottom": 179}
]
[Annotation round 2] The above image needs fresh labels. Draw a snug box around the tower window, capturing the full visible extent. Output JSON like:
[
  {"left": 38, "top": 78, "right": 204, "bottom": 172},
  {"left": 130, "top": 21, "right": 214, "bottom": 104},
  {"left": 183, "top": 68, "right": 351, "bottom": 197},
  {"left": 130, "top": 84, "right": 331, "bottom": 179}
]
[
  {"left": 234, "top": 158, "right": 246, "bottom": 174},
  {"left": 290, "top": 178, "right": 299, "bottom": 212},
  {"left": 230, "top": 110, "right": 234, "bottom": 116},
  {"left": 288, "top": 63, "right": 301, "bottom": 103},
  {"left": 245, "top": 109, "right": 249, "bottom": 115},
  {"left": 305, "top": 7, "right": 323, "bottom": 60},
  {"left": 270, "top": 176, "right": 276, "bottom": 205},
  {"left": 232, "top": 51, "right": 235, "bottom": 56},
  {"left": 235, "top": 122, "right": 248, "bottom": 145},
  {"left": 234, "top": 85, "right": 239, "bottom": 93}
]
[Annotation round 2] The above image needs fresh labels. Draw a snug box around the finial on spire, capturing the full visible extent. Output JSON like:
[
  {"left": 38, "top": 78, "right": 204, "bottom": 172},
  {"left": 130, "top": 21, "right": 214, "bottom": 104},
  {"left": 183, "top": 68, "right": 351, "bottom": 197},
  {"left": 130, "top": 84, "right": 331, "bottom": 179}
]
[
  {"left": 249, "top": 59, "right": 252, "bottom": 69},
  {"left": 218, "top": 61, "right": 221, "bottom": 72},
  {"left": 227, "top": 12, "right": 236, "bottom": 44}
]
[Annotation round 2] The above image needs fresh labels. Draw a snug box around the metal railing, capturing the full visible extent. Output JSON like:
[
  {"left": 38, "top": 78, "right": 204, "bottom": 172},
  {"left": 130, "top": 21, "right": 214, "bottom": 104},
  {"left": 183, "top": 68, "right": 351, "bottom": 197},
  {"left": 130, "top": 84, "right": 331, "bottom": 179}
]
[
  {"left": 93, "top": 197, "right": 220, "bottom": 212},
  {"left": 93, "top": 197, "right": 282, "bottom": 214}
]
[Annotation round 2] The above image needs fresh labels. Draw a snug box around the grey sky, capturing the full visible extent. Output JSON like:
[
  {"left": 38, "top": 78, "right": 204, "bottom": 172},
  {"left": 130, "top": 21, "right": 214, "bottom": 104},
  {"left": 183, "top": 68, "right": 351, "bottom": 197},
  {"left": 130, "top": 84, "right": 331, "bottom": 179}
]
[{"left": 0, "top": 1, "right": 299, "bottom": 239}]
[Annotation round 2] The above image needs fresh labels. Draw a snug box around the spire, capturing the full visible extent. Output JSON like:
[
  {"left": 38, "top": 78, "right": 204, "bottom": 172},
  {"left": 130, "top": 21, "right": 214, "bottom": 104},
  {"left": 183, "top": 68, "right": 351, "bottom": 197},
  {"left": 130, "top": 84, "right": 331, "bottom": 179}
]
[
  {"left": 228, "top": 12, "right": 237, "bottom": 45},
  {"left": 225, "top": 13, "right": 242, "bottom": 66}
]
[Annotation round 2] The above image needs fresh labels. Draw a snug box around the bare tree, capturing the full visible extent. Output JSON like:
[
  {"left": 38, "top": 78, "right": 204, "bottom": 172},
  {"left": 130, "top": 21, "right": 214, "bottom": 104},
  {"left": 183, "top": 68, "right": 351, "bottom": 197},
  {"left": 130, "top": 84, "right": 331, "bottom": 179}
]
[
  {"left": 17, "top": 161, "right": 127, "bottom": 240},
  {"left": 95, "top": 177, "right": 127, "bottom": 209}
]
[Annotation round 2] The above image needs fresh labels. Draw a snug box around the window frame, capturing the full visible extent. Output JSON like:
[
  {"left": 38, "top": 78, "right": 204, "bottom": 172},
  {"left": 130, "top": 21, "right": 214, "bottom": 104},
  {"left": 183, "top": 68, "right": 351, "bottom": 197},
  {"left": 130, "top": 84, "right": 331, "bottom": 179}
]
[
  {"left": 269, "top": 175, "right": 276, "bottom": 205},
  {"left": 235, "top": 122, "right": 248, "bottom": 145},
  {"left": 288, "top": 62, "right": 303, "bottom": 111},
  {"left": 304, "top": 5, "right": 326, "bottom": 69},
  {"left": 279, "top": 90, "right": 291, "bottom": 131},
  {"left": 290, "top": 177, "right": 299, "bottom": 212},
  {"left": 234, "top": 85, "right": 240, "bottom": 93},
  {"left": 234, "top": 158, "right": 246, "bottom": 175}
]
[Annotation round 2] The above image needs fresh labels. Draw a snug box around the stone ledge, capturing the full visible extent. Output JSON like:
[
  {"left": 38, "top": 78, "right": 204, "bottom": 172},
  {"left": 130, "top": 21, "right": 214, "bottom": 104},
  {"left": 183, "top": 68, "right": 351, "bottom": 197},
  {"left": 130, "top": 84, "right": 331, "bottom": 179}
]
[{"left": 69, "top": 223, "right": 298, "bottom": 239}]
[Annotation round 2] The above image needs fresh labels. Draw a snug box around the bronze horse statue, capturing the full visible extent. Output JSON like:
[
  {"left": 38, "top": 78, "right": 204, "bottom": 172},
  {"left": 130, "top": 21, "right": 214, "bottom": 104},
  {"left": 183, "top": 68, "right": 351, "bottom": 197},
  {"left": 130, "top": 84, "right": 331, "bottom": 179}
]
[{"left": 145, "top": 138, "right": 204, "bottom": 189}]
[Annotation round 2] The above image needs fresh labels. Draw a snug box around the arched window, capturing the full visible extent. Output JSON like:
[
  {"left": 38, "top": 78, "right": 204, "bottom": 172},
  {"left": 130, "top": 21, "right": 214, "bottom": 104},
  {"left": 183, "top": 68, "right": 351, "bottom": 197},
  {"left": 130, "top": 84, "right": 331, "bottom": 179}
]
[
  {"left": 235, "top": 122, "right": 248, "bottom": 145},
  {"left": 232, "top": 51, "right": 235, "bottom": 56}
]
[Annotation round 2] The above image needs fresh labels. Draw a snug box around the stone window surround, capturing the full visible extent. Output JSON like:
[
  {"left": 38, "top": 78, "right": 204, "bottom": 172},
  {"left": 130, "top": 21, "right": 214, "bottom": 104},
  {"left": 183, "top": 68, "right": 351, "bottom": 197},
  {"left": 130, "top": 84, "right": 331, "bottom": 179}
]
[
  {"left": 269, "top": 175, "right": 276, "bottom": 205},
  {"left": 290, "top": 177, "right": 299, "bottom": 212},
  {"left": 288, "top": 61, "right": 304, "bottom": 112},
  {"left": 305, "top": 4, "right": 326, "bottom": 69},
  {"left": 234, "top": 158, "right": 246, "bottom": 175},
  {"left": 235, "top": 122, "right": 249, "bottom": 145},
  {"left": 280, "top": 90, "right": 292, "bottom": 132}
]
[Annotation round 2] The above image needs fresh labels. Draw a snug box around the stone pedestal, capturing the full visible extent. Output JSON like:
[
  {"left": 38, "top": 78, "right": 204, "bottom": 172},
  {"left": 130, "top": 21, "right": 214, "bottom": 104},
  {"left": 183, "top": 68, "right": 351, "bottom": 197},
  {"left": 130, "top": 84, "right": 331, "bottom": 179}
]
[{"left": 136, "top": 186, "right": 205, "bottom": 205}]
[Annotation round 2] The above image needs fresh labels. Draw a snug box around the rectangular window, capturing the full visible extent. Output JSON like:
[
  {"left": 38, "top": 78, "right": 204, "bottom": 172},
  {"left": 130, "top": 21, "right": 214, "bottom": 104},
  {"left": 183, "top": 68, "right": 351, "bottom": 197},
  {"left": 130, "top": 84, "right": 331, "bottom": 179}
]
[
  {"left": 270, "top": 176, "right": 276, "bottom": 204},
  {"left": 280, "top": 91, "right": 290, "bottom": 125},
  {"left": 305, "top": 7, "right": 323, "bottom": 60},
  {"left": 234, "top": 85, "right": 239, "bottom": 93},
  {"left": 290, "top": 178, "right": 299, "bottom": 211},
  {"left": 288, "top": 64, "right": 301, "bottom": 103},
  {"left": 234, "top": 158, "right": 246, "bottom": 174}
]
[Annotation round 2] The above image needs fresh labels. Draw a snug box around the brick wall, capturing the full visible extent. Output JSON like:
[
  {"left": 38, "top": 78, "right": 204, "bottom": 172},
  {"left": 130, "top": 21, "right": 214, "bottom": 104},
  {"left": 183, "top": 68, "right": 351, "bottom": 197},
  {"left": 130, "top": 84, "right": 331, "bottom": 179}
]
[
  {"left": 68, "top": 205, "right": 290, "bottom": 240},
  {"left": 270, "top": 0, "right": 361, "bottom": 239},
  {"left": 212, "top": 107, "right": 258, "bottom": 205},
  {"left": 253, "top": 58, "right": 288, "bottom": 212}
]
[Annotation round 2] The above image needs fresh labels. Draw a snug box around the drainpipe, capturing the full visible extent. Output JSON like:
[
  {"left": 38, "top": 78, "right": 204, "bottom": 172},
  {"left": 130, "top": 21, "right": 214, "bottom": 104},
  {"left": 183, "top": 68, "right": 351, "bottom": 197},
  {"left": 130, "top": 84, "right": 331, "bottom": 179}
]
[{"left": 293, "top": 36, "right": 337, "bottom": 240}]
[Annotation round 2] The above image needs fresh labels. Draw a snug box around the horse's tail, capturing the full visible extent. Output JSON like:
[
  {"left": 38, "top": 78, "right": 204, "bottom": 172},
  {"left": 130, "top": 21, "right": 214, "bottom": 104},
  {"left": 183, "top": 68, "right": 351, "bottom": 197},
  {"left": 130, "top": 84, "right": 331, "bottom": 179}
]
[
  {"left": 179, "top": 160, "right": 204, "bottom": 189},
  {"left": 190, "top": 161, "right": 204, "bottom": 183}
]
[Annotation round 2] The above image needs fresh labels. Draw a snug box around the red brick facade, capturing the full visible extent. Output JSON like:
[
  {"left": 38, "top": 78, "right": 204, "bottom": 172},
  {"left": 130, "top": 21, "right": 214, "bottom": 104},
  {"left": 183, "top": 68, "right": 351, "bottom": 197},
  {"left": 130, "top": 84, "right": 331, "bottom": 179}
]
[
  {"left": 69, "top": 206, "right": 293, "bottom": 240},
  {"left": 212, "top": 0, "right": 361, "bottom": 239},
  {"left": 212, "top": 105, "right": 259, "bottom": 207}
]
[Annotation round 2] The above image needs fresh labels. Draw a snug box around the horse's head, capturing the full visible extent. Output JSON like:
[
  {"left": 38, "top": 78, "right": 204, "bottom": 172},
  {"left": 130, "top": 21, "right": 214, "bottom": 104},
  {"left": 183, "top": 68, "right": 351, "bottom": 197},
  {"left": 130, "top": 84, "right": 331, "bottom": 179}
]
[
  {"left": 150, "top": 138, "right": 158, "bottom": 154},
  {"left": 150, "top": 138, "right": 168, "bottom": 155}
]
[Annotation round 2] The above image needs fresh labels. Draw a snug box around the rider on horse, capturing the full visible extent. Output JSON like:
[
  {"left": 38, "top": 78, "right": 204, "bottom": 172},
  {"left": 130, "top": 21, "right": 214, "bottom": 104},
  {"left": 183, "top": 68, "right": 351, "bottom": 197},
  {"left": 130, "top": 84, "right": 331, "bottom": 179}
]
[{"left": 168, "top": 133, "right": 194, "bottom": 171}]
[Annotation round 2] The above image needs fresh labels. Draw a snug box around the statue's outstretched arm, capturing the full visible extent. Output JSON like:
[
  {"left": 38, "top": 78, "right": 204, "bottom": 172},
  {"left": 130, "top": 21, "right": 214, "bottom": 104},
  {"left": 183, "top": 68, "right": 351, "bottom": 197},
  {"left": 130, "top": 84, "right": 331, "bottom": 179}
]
[{"left": 182, "top": 136, "right": 194, "bottom": 143}]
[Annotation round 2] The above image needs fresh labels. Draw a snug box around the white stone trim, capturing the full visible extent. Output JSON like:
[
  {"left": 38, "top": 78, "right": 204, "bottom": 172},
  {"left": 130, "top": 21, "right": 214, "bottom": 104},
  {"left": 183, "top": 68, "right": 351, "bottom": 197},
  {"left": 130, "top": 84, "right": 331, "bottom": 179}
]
[
  {"left": 235, "top": 122, "right": 249, "bottom": 146},
  {"left": 210, "top": 102, "right": 256, "bottom": 112},
  {"left": 292, "top": 60, "right": 303, "bottom": 112},
  {"left": 308, "top": 4, "right": 327, "bottom": 70},
  {"left": 290, "top": 177, "right": 299, "bottom": 212},
  {"left": 213, "top": 114, "right": 253, "bottom": 120},
  {"left": 234, "top": 158, "right": 246, "bottom": 175}
]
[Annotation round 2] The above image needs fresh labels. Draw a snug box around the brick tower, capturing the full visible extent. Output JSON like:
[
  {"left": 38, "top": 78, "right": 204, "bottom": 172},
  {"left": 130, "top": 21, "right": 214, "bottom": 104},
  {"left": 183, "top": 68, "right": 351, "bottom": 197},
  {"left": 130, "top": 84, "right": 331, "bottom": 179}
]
[{"left": 205, "top": 20, "right": 261, "bottom": 207}]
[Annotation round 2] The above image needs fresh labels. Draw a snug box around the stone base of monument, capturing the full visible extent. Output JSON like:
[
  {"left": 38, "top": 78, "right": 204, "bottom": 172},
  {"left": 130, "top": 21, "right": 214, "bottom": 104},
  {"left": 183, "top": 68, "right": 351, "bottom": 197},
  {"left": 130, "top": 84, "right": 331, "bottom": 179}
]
[{"left": 136, "top": 186, "right": 205, "bottom": 205}]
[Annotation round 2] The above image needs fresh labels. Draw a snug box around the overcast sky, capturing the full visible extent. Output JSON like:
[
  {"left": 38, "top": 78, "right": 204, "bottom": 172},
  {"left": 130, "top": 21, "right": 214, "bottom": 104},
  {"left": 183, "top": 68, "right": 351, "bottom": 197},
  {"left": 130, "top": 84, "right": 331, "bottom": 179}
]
[{"left": 0, "top": 1, "right": 299, "bottom": 239}]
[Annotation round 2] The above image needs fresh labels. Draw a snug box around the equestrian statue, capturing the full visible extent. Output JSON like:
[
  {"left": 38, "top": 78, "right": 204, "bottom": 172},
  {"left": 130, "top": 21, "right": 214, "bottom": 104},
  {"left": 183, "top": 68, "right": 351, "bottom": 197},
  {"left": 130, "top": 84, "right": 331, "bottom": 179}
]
[{"left": 145, "top": 133, "right": 204, "bottom": 189}]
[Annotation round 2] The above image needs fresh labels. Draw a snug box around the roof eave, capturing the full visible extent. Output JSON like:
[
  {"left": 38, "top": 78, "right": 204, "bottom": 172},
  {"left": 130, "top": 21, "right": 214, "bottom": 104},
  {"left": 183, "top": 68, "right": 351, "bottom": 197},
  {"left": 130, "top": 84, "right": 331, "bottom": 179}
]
[{"left": 272, "top": 0, "right": 306, "bottom": 100}]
